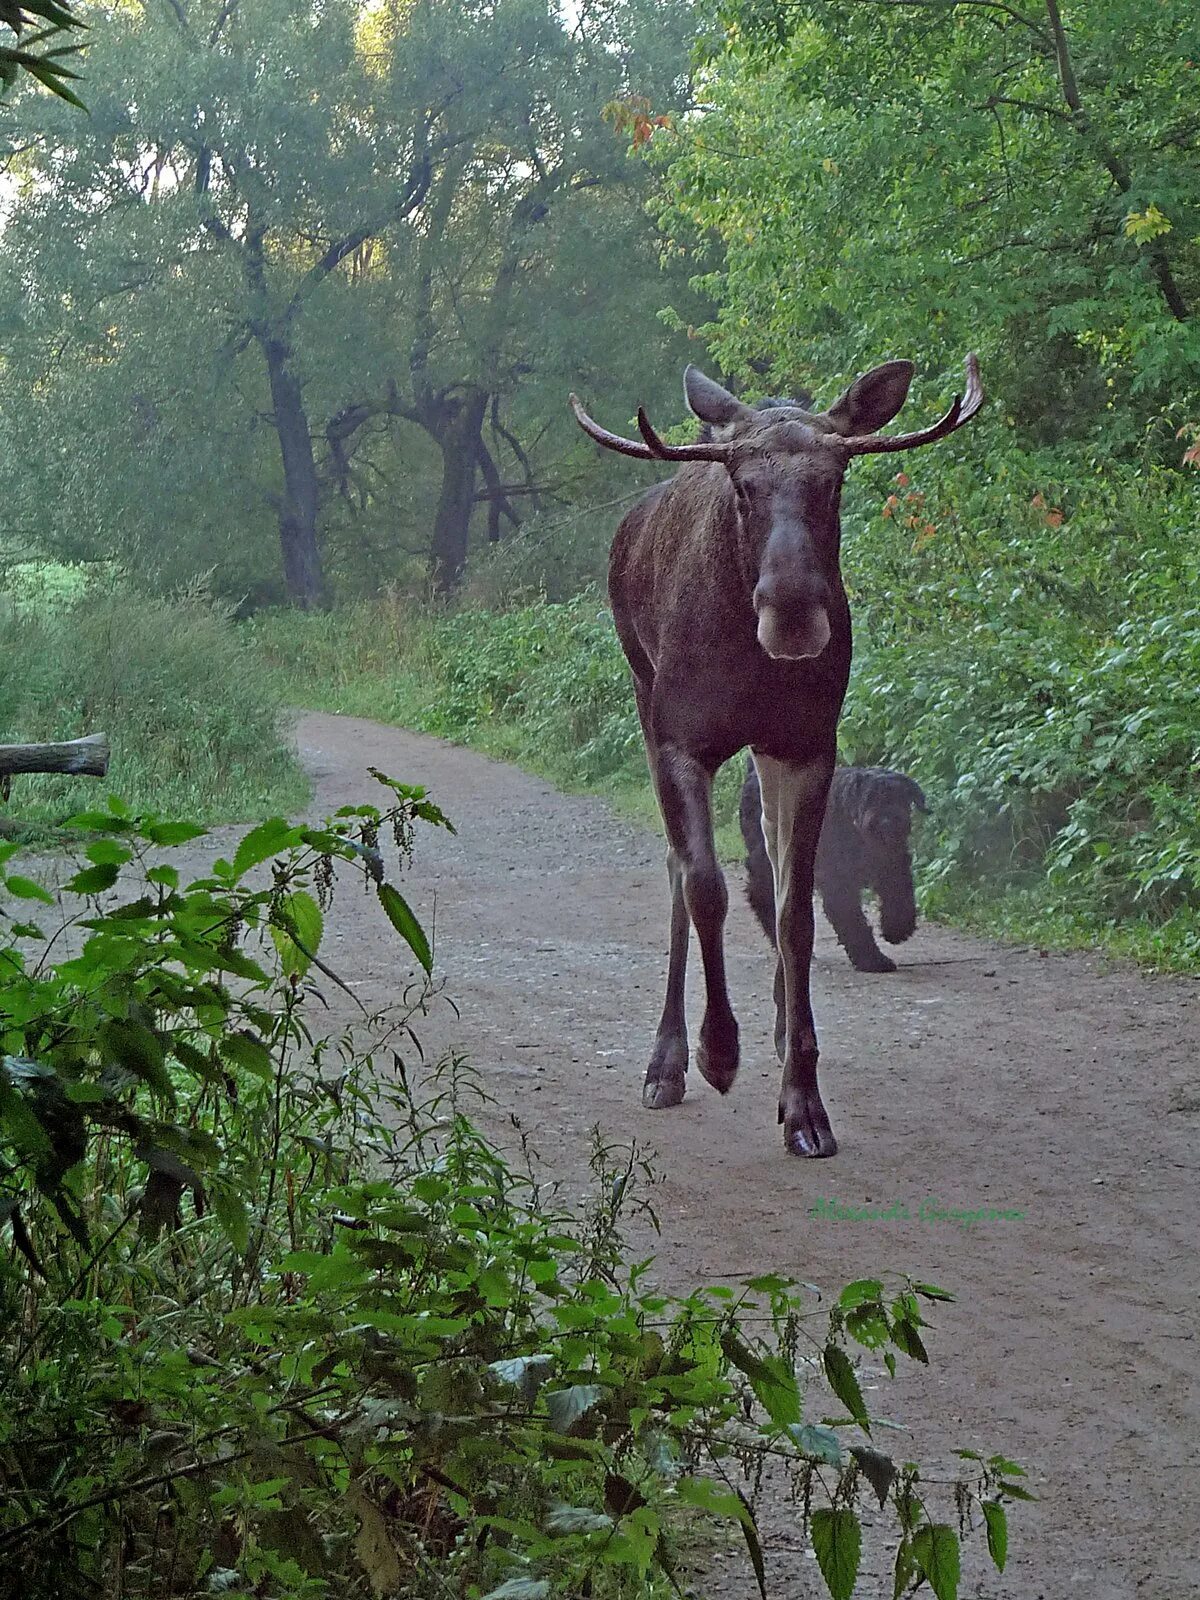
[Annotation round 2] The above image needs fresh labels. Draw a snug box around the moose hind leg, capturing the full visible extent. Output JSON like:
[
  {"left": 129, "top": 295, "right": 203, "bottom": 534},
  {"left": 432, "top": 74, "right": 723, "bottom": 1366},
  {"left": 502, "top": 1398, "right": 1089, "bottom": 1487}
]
[
  {"left": 654, "top": 746, "right": 739, "bottom": 1094},
  {"left": 643, "top": 847, "right": 690, "bottom": 1108},
  {"left": 756, "top": 752, "right": 837, "bottom": 1157}
]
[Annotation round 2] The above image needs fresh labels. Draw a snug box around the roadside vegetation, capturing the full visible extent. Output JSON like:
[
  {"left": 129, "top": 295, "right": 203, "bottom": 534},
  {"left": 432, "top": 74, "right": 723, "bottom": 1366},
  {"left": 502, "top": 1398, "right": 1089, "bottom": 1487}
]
[
  {"left": 1, "top": 786, "right": 1027, "bottom": 1600},
  {"left": 1, "top": 585, "right": 307, "bottom": 834},
  {"left": 256, "top": 430, "right": 1200, "bottom": 971}
]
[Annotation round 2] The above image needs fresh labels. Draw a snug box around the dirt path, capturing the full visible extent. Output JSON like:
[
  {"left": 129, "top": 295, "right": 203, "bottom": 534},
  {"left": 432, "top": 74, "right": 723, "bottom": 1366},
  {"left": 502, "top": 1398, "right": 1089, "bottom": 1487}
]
[{"left": 234, "top": 714, "right": 1200, "bottom": 1597}]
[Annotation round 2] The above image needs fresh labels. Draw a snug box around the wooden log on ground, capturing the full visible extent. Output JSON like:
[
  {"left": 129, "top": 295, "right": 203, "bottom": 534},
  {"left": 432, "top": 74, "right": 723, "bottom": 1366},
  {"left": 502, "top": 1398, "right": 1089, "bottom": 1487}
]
[{"left": 0, "top": 734, "right": 111, "bottom": 779}]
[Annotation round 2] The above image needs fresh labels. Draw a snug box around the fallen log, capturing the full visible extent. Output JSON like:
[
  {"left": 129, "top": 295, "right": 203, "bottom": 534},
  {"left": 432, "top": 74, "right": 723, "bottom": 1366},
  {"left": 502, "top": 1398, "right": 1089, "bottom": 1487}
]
[{"left": 0, "top": 733, "right": 111, "bottom": 780}]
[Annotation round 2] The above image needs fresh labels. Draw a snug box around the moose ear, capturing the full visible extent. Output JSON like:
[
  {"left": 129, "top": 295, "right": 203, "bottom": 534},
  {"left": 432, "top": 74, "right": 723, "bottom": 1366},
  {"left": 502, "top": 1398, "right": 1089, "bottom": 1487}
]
[
  {"left": 683, "top": 365, "right": 754, "bottom": 431},
  {"left": 825, "top": 360, "right": 915, "bottom": 436}
]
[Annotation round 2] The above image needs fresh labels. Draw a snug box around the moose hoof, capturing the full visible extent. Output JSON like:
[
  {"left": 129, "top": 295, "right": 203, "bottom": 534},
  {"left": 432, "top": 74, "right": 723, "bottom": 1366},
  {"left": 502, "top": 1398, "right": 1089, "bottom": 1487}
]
[
  {"left": 778, "top": 1091, "right": 837, "bottom": 1158},
  {"left": 643, "top": 1073, "right": 686, "bottom": 1109},
  {"left": 697, "top": 1024, "right": 739, "bottom": 1095},
  {"left": 643, "top": 1037, "right": 688, "bottom": 1110}
]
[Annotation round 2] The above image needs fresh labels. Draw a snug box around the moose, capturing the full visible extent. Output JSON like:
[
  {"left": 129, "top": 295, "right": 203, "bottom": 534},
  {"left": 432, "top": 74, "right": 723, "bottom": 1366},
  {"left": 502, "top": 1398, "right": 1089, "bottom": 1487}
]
[{"left": 569, "top": 354, "right": 982, "bottom": 1156}]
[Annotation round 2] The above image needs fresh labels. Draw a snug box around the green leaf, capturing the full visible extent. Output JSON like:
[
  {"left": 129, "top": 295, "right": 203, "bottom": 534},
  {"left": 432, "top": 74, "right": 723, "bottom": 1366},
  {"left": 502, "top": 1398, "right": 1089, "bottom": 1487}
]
[
  {"left": 212, "top": 1187, "right": 249, "bottom": 1253},
  {"left": 998, "top": 1480, "right": 1037, "bottom": 1502},
  {"left": 65, "top": 862, "right": 120, "bottom": 895},
  {"left": 270, "top": 890, "right": 323, "bottom": 978},
  {"left": 349, "top": 1483, "right": 401, "bottom": 1598},
  {"left": 787, "top": 1423, "right": 843, "bottom": 1466},
  {"left": 376, "top": 882, "right": 432, "bottom": 972},
  {"left": 850, "top": 1444, "right": 896, "bottom": 1507},
  {"left": 100, "top": 1019, "right": 172, "bottom": 1098},
  {"left": 845, "top": 1305, "right": 890, "bottom": 1349},
  {"left": 721, "top": 1328, "right": 801, "bottom": 1426},
  {"left": 233, "top": 817, "right": 299, "bottom": 878},
  {"left": 913, "top": 1282, "right": 954, "bottom": 1302},
  {"left": 810, "top": 1507, "right": 861, "bottom": 1600},
  {"left": 545, "top": 1383, "right": 603, "bottom": 1432},
  {"left": 823, "top": 1342, "right": 870, "bottom": 1431},
  {"left": 85, "top": 839, "right": 133, "bottom": 867},
  {"left": 893, "top": 1535, "right": 917, "bottom": 1600},
  {"left": 735, "top": 1487, "right": 767, "bottom": 1600},
  {"left": 891, "top": 1318, "right": 929, "bottom": 1365},
  {"left": 982, "top": 1501, "right": 1007, "bottom": 1572},
  {"left": 3, "top": 875, "right": 54, "bottom": 905},
  {"left": 143, "top": 820, "right": 206, "bottom": 846},
  {"left": 911, "top": 1523, "right": 960, "bottom": 1600},
  {"left": 221, "top": 1033, "right": 274, "bottom": 1082},
  {"left": 838, "top": 1278, "right": 883, "bottom": 1308}
]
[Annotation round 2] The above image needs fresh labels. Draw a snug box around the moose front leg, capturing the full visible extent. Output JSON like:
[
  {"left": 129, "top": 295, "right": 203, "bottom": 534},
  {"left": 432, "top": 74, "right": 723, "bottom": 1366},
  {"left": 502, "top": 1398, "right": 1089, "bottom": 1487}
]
[
  {"left": 643, "top": 847, "right": 690, "bottom": 1108},
  {"left": 651, "top": 746, "right": 739, "bottom": 1096},
  {"left": 755, "top": 752, "right": 837, "bottom": 1157}
]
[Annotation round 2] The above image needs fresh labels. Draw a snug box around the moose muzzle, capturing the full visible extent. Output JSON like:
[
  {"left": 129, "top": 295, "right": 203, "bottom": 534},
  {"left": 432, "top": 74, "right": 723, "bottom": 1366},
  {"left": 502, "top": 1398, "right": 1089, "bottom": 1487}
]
[{"left": 753, "top": 571, "right": 833, "bottom": 661}]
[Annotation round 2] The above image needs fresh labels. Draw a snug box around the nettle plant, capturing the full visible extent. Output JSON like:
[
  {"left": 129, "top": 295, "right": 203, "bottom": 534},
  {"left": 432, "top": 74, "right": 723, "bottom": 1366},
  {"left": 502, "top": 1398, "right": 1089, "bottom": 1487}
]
[{"left": 1, "top": 784, "right": 1027, "bottom": 1599}]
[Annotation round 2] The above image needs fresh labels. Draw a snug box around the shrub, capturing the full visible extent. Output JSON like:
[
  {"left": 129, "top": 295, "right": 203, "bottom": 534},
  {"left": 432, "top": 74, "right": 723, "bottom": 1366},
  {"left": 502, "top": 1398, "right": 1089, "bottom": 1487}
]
[{"left": 1, "top": 787, "right": 1027, "bottom": 1598}]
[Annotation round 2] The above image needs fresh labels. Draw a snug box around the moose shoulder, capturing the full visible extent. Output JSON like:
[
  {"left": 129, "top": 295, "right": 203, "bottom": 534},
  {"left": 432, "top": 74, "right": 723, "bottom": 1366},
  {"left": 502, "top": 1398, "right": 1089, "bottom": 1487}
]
[{"left": 569, "top": 356, "right": 982, "bottom": 1156}]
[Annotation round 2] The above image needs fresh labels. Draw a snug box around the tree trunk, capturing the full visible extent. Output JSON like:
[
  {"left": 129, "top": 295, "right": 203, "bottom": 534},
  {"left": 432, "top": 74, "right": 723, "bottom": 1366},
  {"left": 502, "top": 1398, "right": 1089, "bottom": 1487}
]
[
  {"left": 260, "top": 333, "right": 329, "bottom": 610},
  {"left": 429, "top": 390, "right": 488, "bottom": 592},
  {"left": 0, "top": 734, "right": 110, "bottom": 778}
]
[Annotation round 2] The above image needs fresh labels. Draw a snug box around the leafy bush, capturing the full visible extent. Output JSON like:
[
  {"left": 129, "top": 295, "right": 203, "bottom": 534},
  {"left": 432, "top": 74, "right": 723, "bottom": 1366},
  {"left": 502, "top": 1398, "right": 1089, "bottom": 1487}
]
[
  {"left": 0, "top": 589, "right": 307, "bottom": 830},
  {"left": 1, "top": 787, "right": 1026, "bottom": 1598},
  {"left": 837, "top": 445, "right": 1200, "bottom": 961},
  {"left": 257, "top": 432, "right": 1200, "bottom": 967}
]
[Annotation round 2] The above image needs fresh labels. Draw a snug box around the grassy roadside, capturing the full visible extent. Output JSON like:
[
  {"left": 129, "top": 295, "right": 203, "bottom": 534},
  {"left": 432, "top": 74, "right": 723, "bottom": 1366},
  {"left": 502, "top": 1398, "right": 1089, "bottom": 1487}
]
[
  {"left": 249, "top": 593, "right": 748, "bottom": 861},
  {"left": 1, "top": 590, "right": 308, "bottom": 837},
  {"left": 252, "top": 594, "right": 1200, "bottom": 975}
]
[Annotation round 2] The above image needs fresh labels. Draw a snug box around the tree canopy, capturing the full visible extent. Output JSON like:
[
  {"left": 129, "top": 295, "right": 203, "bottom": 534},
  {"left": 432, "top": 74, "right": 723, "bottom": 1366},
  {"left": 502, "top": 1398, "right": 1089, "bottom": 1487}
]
[
  {"left": 1, "top": 0, "right": 699, "bottom": 604},
  {"left": 660, "top": 0, "right": 1200, "bottom": 451}
]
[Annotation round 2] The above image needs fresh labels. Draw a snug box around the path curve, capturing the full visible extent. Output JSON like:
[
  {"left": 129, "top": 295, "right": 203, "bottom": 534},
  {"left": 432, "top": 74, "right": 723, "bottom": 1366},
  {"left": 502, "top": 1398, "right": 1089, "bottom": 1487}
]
[{"left": 283, "top": 713, "right": 1198, "bottom": 1599}]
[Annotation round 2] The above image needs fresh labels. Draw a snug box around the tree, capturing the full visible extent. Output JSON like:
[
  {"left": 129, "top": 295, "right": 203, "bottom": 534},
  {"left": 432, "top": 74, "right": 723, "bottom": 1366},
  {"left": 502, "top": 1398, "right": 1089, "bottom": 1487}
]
[
  {"left": 0, "top": 0, "right": 701, "bottom": 602},
  {"left": 312, "top": 0, "right": 698, "bottom": 591},
  {"left": 660, "top": 0, "right": 1200, "bottom": 444}
]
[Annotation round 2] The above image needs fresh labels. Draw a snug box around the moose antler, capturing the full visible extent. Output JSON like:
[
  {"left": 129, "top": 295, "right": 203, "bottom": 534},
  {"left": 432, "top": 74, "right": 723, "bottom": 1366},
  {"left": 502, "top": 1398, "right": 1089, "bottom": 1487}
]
[
  {"left": 568, "top": 394, "right": 658, "bottom": 459},
  {"left": 568, "top": 394, "right": 732, "bottom": 463},
  {"left": 635, "top": 409, "right": 732, "bottom": 462},
  {"left": 840, "top": 354, "right": 984, "bottom": 456}
]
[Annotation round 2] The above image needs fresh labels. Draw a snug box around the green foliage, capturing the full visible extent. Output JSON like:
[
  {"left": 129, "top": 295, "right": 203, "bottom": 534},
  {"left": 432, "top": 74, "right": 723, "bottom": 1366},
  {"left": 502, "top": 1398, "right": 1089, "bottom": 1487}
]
[
  {"left": 0, "top": 0, "right": 699, "bottom": 602},
  {"left": 662, "top": 0, "right": 1200, "bottom": 441},
  {"left": 0, "top": 589, "right": 307, "bottom": 830},
  {"left": 256, "top": 537, "right": 1200, "bottom": 969},
  {"left": 0, "top": 0, "right": 86, "bottom": 106},
  {"left": 835, "top": 445, "right": 1200, "bottom": 961},
  {"left": 1, "top": 789, "right": 1025, "bottom": 1598}
]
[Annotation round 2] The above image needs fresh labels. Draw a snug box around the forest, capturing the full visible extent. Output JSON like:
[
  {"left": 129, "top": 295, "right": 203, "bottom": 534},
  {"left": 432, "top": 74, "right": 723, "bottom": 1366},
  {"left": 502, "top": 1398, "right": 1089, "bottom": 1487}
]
[{"left": 2, "top": 0, "right": 1199, "bottom": 1596}]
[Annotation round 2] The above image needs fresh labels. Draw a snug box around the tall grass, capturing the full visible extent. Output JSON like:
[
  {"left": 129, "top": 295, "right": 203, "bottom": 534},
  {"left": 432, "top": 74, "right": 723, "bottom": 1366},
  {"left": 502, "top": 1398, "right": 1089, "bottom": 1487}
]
[{"left": 1, "top": 590, "right": 307, "bottom": 831}]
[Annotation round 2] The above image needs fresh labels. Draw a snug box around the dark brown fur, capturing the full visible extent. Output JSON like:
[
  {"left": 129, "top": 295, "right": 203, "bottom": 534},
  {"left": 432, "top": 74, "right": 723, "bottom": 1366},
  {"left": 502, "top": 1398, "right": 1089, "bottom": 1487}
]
[
  {"left": 570, "top": 355, "right": 981, "bottom": 1158},
  {"left": 740, "top": 760, "right": 927, "bottom": 973}
]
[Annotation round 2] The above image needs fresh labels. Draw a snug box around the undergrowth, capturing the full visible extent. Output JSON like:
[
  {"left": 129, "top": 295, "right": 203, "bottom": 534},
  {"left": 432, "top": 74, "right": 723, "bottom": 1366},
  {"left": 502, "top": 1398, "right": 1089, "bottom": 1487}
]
[
  {"left": 1, "top": 782, "right": 1026, "bottom": 1599},
  {"left": 1, "top": 589, "right": 307, "bottom": 835},
  {"left": 253, "top": 439, "right": 1200, "bottom": 970}
]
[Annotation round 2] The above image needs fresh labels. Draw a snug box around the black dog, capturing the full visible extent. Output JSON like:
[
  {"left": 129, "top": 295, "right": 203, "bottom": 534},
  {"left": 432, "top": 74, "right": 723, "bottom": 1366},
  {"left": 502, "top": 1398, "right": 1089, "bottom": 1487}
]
[{"left": 739, "top": 760, "right": 928, "bottom": 973}]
